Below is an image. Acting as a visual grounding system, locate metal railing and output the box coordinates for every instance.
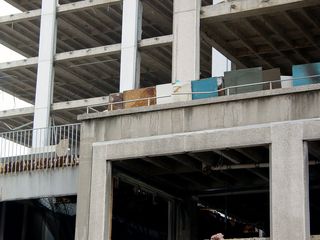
[0,123,81,174]
[86,74,320,113]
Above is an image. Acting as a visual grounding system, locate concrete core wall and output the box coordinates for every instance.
[76,86,320,240]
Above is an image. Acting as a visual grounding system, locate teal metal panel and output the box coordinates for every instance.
[191,77,218,100]
[292,62,320,86]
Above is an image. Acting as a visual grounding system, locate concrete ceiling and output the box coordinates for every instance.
[201,1,320,75]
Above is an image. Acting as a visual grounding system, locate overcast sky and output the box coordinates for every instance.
[0,0,31,111]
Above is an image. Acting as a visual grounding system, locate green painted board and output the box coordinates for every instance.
[224,67,263,94]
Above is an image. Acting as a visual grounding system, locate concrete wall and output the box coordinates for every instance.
[0,168,78,202]
[79,85,320,141]
[75,85,320,240]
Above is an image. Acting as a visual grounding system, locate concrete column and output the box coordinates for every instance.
[270,123,310,240]
[75,123,97,240]
[172,0,200,83]
[33,0,57,145]
[88,145,113,240]
[119,0,142,92]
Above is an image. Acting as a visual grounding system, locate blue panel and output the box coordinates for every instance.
[191,77,218,100]
[292,62,320,86]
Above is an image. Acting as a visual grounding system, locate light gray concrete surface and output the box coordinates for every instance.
[88,145,112,240]
[0,168,78,202]
[76,86,320,240]
[78,85,320,142]
[270,123,310,240]
[84,119,320,240]
[172,0,200,83]
[33,0,57,132]
[119,0,142,91]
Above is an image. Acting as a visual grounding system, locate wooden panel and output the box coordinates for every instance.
[123,87,156,109]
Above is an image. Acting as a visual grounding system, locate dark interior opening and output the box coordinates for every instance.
[308,141,320,235]
[112,146,270,239]
[0,196,76,240]
[112,178,169,240]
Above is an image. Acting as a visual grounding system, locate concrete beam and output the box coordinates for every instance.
[0,168,78,202]
[0,96,110,120]
[0,9,41,25]
[0,107,34,120]
[90,118,320,162]
[0,0,121,25]
[57,0,121,15]
[0,57,38,71]
[102,125,271,161]
[139,35,173,49]
[200,0,318,22]
[54,44,121,62]
[52,96,109,111]
[0,36,172,71]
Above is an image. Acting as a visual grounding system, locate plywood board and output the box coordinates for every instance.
[123,87,156,109]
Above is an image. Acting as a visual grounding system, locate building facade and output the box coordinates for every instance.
[0,0,320,239]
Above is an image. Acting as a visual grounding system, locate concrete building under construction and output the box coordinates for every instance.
[0,0,320,239]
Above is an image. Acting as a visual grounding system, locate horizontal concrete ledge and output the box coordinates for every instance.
[0,35,172,71]
[0,106,34,119]
[0,9,41,25]
[93,118,320,161]
[78,84,320,121]
[0,167,78,202]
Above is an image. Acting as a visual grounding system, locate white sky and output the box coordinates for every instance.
[0,0,31,111]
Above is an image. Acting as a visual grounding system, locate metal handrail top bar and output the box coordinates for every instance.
[0,123,81,135]
[86,74,320,110]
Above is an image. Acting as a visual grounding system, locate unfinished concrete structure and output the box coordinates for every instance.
[0,0,320,239]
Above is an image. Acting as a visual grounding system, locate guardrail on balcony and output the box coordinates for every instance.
[86,74,320,114]
[0,123,81,174]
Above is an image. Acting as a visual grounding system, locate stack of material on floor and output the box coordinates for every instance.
[224,67,264,94]
[123,87,156,109]
[191,77,219,100]
[292,62,320,86]
[108,93,124,111]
